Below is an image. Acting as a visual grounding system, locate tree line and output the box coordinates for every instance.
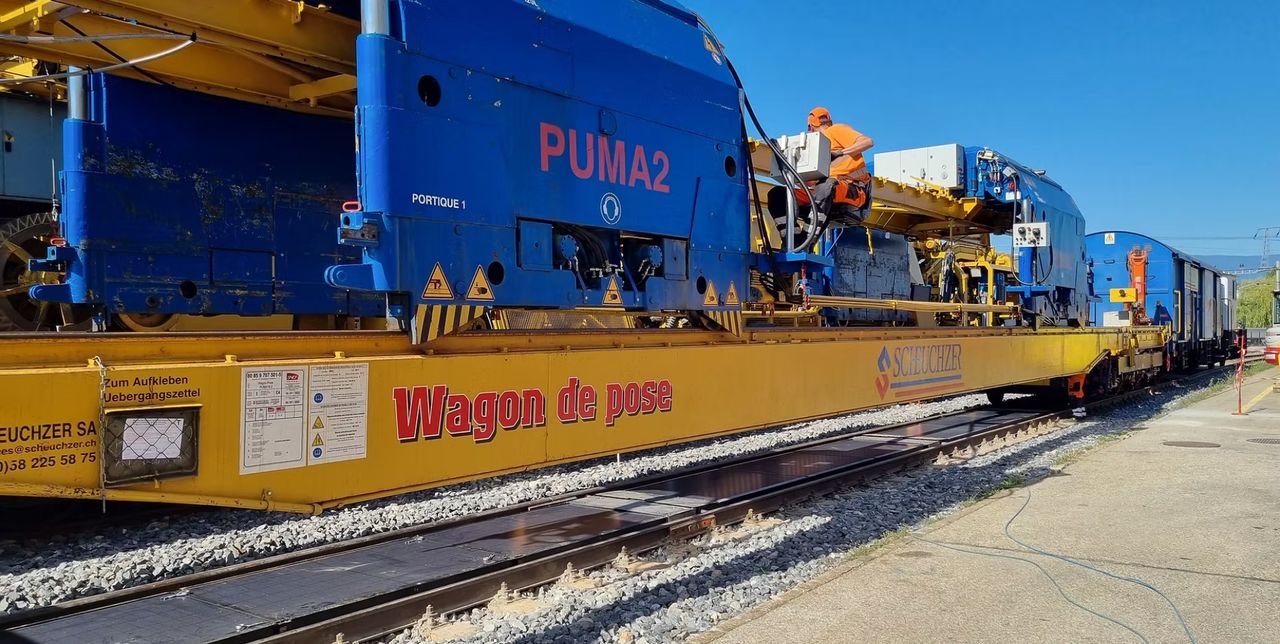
[1239,271,1276,328]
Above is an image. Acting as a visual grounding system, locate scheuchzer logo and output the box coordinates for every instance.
[874,347,892,398]
[875,343,965,400]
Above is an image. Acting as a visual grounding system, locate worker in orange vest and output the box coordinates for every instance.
[769,107,875,241]
[809,106,874,183]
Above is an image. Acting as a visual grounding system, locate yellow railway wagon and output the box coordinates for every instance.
[0,326,1165,513]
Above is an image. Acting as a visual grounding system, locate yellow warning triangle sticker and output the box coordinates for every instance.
[602,275,623,306]
[703,280,719,307]
[724,281,740,306]
[312,416,324,430]
[311,433,324,446]
[465,265,496,301]
[420,262,454,300]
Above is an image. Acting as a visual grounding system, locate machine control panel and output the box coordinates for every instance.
[770,131,831,182]
[872,143,964,190]
[1012,222,1049,248]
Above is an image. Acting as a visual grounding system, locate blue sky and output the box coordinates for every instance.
[684,0,1280,259]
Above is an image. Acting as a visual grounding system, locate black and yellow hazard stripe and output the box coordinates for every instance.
[703,309,743,336]
[412,304,488,343]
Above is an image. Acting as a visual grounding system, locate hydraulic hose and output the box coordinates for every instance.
[697,16,822,254]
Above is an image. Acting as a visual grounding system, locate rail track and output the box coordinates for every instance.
[0,360,1259,644]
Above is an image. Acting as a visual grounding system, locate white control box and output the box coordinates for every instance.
[769,132,831,182]
[1012,222,1050,248]
[872,144,964,189]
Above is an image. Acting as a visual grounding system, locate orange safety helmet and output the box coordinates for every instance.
[807,106,832,128]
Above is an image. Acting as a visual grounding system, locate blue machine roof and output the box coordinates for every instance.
[965,147,1082,221]
[635,0,700,24]
[1086,230,1227,275]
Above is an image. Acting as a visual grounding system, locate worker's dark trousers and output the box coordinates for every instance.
[767,179,869,243]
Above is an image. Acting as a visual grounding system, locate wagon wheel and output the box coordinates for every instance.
[0,212,86,331]
[116,311,180,332]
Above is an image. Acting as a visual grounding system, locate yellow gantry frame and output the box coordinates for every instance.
[749,141,1003,242]
[917,237,1016,326]
[0,0,358,115]
[0,326,1167,513]
[863,176,998,237]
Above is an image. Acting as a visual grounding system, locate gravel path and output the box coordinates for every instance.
[0,395,989,613]
[387,380,1222,644]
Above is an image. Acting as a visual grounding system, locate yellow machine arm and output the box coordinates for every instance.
[749,140,1008,244]
[865,175,1005,237]
[0,0,357,115]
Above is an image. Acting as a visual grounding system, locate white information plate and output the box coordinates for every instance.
[240,366,308,474]
[240,364,370,474]
[306,363,369,465]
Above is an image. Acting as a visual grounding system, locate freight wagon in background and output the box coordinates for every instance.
[1087,230,1240,369]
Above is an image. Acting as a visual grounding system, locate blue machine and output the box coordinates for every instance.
[325,0,750,339]
[1087,231,1239,368]
[22,1,1089,337]
[826,146,1088,327]
[822,230,922,325]
[966,148,1089,326]
[29,75,382,322]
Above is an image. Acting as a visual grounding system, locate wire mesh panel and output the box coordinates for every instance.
[103,407,199,485]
